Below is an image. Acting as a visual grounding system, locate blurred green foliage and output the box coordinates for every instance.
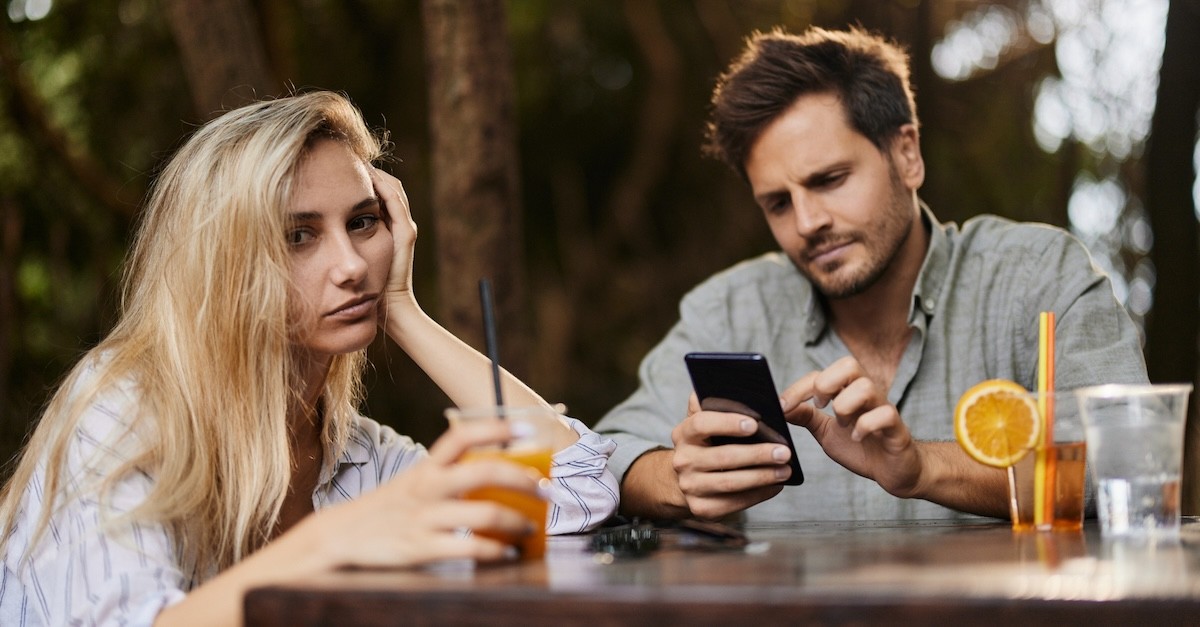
[0,0,1180,476]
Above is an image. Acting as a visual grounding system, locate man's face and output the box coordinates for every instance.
[744,93,925,299]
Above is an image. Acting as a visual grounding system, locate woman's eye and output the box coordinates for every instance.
[288,229,314,246]
[349,214,380,232]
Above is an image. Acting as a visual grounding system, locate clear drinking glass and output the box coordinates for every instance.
[1075,384,1192,539]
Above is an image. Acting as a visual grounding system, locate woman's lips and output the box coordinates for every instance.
[327,295,378,319]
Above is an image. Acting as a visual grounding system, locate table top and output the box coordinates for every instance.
[244,518,1200,626]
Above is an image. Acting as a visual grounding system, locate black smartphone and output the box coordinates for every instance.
[684,352,803,486]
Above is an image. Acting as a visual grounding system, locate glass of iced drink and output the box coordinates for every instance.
[1006,391,1088,532]
[444,405,557,559]
[1075,384,1192,540]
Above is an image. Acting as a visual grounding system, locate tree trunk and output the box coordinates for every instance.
[422,0,527,377]
[163,0,279,120]
[1145,0,1200,514]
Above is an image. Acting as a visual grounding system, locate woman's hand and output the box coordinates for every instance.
[154,420,541,627]
[370,168,418,312]
[295,420,542,568]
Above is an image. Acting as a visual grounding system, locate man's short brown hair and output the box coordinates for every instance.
[703,26,917,179]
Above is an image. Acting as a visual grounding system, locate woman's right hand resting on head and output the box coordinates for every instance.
[154,420,541,627]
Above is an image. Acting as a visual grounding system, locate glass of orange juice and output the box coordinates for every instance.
[1007,391,1088,532]
[955,382,1087,533]
[444,405,558,559]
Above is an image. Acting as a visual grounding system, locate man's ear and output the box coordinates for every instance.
[891,124,925,190]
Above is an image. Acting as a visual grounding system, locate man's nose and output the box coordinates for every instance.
[791,192,832,237]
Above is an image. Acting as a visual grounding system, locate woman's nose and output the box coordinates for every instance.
[329,236,368,285]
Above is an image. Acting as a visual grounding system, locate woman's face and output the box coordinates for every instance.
[287,138,393,358]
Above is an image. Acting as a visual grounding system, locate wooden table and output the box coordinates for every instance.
[244,518,1200,626]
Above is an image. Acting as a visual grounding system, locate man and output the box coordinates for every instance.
[594,26,1148,523]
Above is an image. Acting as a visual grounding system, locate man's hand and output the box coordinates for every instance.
[668,394,794,520]
[780,355,924,498]
[621,355,1007,520]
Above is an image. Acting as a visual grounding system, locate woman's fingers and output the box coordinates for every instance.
[424,420,515,465]
[353,526,518,567]
[372,168,419,308]
[370,168,415,229]
[425,457,544,500]
[413,499,537,536]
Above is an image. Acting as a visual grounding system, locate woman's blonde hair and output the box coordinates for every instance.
[0,91,384,577]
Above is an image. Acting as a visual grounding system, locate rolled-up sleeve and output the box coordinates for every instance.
[545,417,619,534]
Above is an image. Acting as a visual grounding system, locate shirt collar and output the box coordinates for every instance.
[801,281,827,344]
[911,203,950,318]
[317,428,373,486]
[340,436,372,465]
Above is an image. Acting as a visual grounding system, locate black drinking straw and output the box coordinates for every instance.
[479,278,505,412]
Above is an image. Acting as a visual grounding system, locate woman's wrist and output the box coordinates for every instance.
[382,290,424,342]
[271,509,341,577]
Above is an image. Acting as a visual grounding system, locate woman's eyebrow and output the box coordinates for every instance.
[352,195,380,212]
[288,196,379,222]
[287,211,322,223]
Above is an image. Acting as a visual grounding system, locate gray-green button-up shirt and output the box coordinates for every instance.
[595,209,1149,523]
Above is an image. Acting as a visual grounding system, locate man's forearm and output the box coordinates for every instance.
[909,441,1009,518]
[617,449,693,519]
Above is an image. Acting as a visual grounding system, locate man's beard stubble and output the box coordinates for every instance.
[791,174,916,300]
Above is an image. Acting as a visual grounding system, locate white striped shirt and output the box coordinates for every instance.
[1,390,618,626]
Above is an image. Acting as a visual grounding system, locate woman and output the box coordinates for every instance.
[0,91,618,625]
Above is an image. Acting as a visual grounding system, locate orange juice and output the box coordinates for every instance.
[1008,441,1086,531]
[461,448,552,559]
[1048,441,1086,530]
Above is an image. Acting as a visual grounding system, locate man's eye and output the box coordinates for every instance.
[766,197,791,215]
[814,173,847,189]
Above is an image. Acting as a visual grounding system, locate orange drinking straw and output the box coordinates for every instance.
[1043,313,1055,442]
[1033,312,1056,527]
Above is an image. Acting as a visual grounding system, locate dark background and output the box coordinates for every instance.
[2,0,1197,507]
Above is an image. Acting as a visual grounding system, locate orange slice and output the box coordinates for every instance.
[954,379,1041,468]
